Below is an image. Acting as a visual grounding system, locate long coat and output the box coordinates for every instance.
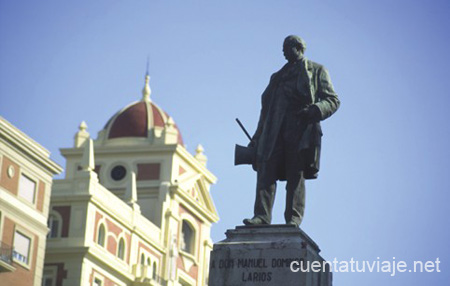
[252,58,340,180]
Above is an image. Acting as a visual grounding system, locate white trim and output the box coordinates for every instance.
[174,187,218,224]
[0,190,48,232]
[178,271,196,286]
[0,117,63,175]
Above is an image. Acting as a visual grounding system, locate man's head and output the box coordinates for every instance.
[283,35,306,63]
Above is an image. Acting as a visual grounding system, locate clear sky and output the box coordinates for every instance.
[1,0,449,284]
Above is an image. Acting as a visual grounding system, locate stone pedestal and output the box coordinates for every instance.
[208,225,331,286]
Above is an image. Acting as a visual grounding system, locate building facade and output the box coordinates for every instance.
[44,75,219,286]
[0,117,63,285]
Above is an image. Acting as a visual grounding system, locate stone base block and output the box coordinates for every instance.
[208,225,331,286]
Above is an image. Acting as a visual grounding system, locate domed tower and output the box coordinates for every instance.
[96,74,184,147]
[45,74,219,286]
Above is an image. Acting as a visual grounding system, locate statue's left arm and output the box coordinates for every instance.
[313,67,340,120]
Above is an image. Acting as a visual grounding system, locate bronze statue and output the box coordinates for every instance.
[242,35,340,227]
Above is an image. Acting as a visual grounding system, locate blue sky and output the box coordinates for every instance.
[1,0,449,284]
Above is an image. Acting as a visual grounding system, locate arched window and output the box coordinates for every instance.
[47,213,60,238]
[152,262,157,280]
[147,257,151,265]
[117,238,125,260]
[181,220,195,254]
[140,253,145,265]
[97,224,105,246]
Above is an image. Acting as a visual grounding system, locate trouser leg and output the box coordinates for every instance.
[278,108,307,225]
[253,173,277,224]
[284,172,305,225]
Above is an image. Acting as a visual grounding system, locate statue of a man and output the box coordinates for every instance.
[243,35,340,227]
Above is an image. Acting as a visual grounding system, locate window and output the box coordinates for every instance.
[181,221,194,254]
[42,267,56,286]
[117,238,125,260]
[94,278,102,286]
[12,231,31,265]
[140,253,145,265]
[111,165,126,181]
[18,174,36,204]
[47,214,60,238]
[152,262,157,280]
[42,277,53,286]
[147,257,151,265]
[97,224,105,246]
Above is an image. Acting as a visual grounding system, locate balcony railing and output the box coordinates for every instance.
[132,264,167,286]
[0,241,13,264]
[0,241,14,272]
[12,251,28,264]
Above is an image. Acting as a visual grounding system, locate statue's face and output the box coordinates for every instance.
[283,40,302,63]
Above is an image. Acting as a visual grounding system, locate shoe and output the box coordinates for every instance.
[286,220,299,227]
[243,217,267,225]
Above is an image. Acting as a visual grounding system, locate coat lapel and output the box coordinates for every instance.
[297,58,314,104]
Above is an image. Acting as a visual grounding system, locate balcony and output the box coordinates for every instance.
[0,241,15,272]
[132,264,167,286]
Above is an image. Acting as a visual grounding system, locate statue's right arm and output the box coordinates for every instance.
[314,67,340,120]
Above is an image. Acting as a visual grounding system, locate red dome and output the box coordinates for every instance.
[104,101,183,145]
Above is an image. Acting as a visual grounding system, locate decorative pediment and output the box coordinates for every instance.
[173,149,218,222]
[177,175,217,219]
[179,165,187,176]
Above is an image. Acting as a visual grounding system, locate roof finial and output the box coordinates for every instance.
[195,144,208,166]
[79,121,87,131]
[142,57,151,101]
[74,121,90,147]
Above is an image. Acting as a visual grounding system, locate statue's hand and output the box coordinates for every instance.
[251,158,258,172]
[247,140,257,171]
[297,107,310,118]
[298,105,321,122]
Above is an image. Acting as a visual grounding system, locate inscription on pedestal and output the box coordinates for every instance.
[208,225,331,286]
[211,256,307,283]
